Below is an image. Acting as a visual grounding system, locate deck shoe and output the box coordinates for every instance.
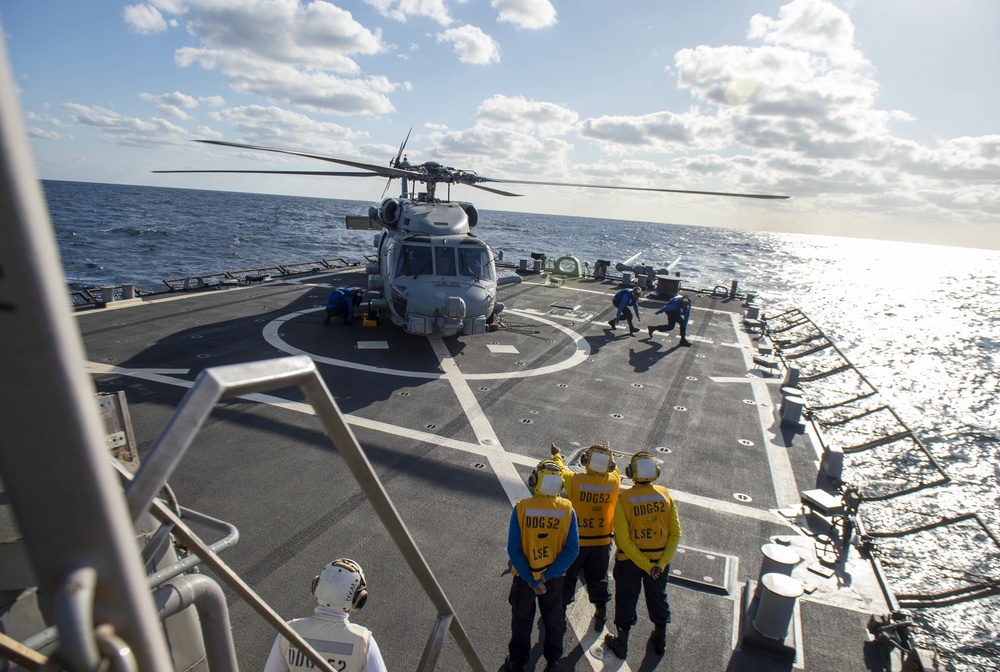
[647,326,654,338]
[680,338,692,347]
[608,319,617,329]
[594,604,607,631]
[503,657,524,672]
[650,624,667,655]
[543,658,560,672]
[604,627,629,659]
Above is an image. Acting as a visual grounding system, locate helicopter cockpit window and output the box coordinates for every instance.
[459,246,494,282]
[434,247,457,276]
[397,244,433,276]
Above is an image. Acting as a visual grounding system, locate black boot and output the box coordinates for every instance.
[594,604,606,631]
[650,624,667,654]
[604,627,629,659]
[608,319,617,330]
[680,338,692,347]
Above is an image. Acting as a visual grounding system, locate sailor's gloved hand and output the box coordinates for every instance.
[550,443,560,456]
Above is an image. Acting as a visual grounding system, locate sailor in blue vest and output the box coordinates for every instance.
[647,294,692,346]
[263,558,388,672]
[325,288,363,326]
[505,460,580,672]
[608,286,642,334]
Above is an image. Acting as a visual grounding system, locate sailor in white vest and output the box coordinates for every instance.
[264,558,388,672]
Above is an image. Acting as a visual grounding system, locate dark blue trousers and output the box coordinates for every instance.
[508,575,566,665]
[561,544,612,607]
[612,558,671,628]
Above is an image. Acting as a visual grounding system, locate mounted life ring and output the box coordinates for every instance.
[379,198,401,227]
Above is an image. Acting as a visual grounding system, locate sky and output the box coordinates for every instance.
[2,0,1000,250]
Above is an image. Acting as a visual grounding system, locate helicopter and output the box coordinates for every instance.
[155,132,788,337]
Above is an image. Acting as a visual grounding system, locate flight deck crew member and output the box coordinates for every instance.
[506,460,580,672]
[608,286,642,334]
[263,558,388,672]
[325,288,362,326]
[604,452,682,659]
[549,442,621,631]
[647,294,692,346]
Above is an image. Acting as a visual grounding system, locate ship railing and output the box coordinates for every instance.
[763,308,1000,614]
[123,356,487,672]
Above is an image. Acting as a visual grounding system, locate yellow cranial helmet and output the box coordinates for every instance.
[625,451,660,483]
[528,459,564,496]
[581,442,615,474]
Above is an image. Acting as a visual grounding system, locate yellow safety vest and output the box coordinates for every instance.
[515,495,574,580]
[616,484,675,562]
[565,472,619,546]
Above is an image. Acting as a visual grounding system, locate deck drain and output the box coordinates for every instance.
[481,438,495,446]
[594,378,604,382]
[673,406,687,412]
[671,569,683,575]
[610,413,624,419]
[398,391,409,396]
[557,383,568,388]
[425,424,437,430]
[733,493,752,502]
[520,418,534,424]
[479,387,490,391]
[103,358,117,363]
[655,447,672,454]
[742,399,756,405]
[686,376,698,381]
[738,439,754,446]
[112,322,126,326]
[703,576,714,582]
[530,410,539,415]
[631,383,643,388]
[695,354,706,359]
[255,318,265,323]
[472,462,486,469]
[197,354,210,359]
[115,339,129,344]
[515,361,525,366]
[190,335,203,339]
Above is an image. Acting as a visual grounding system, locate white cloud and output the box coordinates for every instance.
[61,103,190,147]
[27,127,72,141]
[491,0,557,30]
[26,111,69,128]
[476,95,578,135]
[123,3,169,34]
[423,125,572,178]
[436,25,500,65]
[747,0,863,66]
[140,91,200,120]
[205,105,368,157]
[176,48,397,115]
[364,0,453,26]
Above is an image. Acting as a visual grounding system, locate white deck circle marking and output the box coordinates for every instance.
[262,307,590,380]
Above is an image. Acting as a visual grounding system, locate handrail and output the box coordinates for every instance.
[129,356,488,672]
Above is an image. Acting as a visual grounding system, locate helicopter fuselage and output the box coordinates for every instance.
[366,197,498,337]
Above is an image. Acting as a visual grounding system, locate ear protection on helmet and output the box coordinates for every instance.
[625,451,660,483]
[311,558,368,611]
[528,460,563,496]
[581,443,615,474]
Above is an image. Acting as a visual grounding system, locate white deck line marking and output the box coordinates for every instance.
[262,307,589,380]
[565,590,632,672]
[427,336,529,506]
[729,313,800,509]
[87,362,789,525]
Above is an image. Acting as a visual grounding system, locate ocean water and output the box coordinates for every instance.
[43,179,999,670]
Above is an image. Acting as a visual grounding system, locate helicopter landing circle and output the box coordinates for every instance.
[261,307,591,380]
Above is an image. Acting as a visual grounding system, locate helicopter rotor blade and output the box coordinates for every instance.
[392,127,412,168]
[195,140,423,180]
[467,183,523,197]
[477,176,789,200]
[152,169,379,177]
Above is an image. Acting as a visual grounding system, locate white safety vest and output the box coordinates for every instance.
[278,609,372,672]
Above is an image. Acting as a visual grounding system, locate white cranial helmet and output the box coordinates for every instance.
[312,559,368,612]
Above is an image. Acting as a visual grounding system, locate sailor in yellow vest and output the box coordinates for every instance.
[263,559,388,672]
[603,452,682,659]
[505,460,580,672]
[549,442,620,631]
